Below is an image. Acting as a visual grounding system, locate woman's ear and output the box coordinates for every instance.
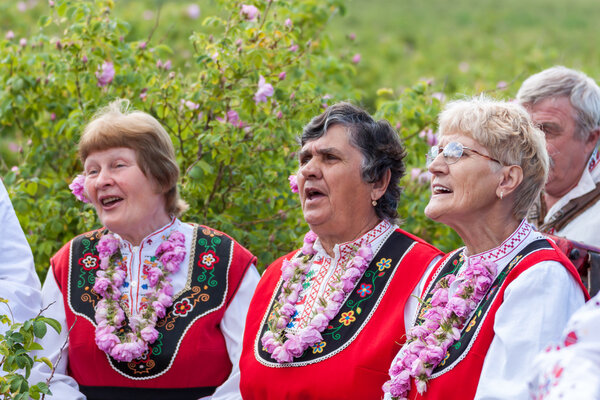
[372,168,392,202]
[496,165,523,198]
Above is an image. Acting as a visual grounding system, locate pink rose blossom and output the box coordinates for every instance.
[283,333,304,357]
[278,71,286,81]
[95,331,120,353]
[69,174,89,203]
[330,290,345,303]
[95,61,115,87]
[240,4,259,21]
[447,297,469,318]
[430,287,448,307]
[140,326,159,342]
[147,267,163,287]
[289,43,299,52]
[288,174,298,193]
[310,313,329,330]
[407,325,429,340]
[279,303,296,318]
[284,18,292,28]
[187,4,200,19]
[184,100,200,110]
[19,38,27,47]
[301,241,316,256]
[272,346,293,363]
[299,326,322,344]
[5,31,14,40]
[253,75,274,104]
[93,277,111,295]
[352,53,361,64]
[304,231,318,243]
[96,235,119,259]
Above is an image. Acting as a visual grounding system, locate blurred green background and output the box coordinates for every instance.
[2,0,600,267]
[4,0,599,111]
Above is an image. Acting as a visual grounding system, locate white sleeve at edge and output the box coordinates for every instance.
[205,264,260,400]
[474,261,585,400]
[29,266,86,400]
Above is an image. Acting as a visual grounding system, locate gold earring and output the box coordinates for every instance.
[372,200,377,206]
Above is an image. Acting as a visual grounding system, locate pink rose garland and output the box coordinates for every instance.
[261,230,374,363]
[93,230,186,362]
[383,259,497,399]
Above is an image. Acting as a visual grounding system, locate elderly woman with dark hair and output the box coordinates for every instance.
[31,99,260,400]
[239,102,442,399]
[383,96,589,400]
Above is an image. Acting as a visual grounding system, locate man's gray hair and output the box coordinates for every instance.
[516,66,600,140]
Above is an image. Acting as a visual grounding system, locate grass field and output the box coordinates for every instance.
[329,0,600,108]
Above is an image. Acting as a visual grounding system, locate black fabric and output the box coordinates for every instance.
[80,385,216,400]
[68,226,234,378]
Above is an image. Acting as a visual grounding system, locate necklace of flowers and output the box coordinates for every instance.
[382,257,497,400]
[92,230,187,362]
[261,230,374,363]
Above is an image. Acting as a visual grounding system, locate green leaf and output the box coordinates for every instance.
[39,317,61,334]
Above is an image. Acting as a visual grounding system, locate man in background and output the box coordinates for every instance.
[517,66,600,247]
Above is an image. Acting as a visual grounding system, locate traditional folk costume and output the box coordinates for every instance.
[528,290,600,400]
[0,180,41,336]
[385,220,588,400]
[240,220,442,399]
[31,218,259,400]
[528,149,600,247]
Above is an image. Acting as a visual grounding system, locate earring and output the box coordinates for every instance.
[500,191,504,200]
[372,200,377,206]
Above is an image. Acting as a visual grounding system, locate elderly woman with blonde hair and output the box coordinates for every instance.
[31,99,260,400]
[383,96,589,400]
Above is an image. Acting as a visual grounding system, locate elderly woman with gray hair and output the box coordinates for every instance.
[383,96,589,400]
[239,102,442,399]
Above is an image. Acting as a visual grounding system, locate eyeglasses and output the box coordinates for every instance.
[426,141,503,167]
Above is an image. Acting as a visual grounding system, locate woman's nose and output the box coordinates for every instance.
[95,168,113,188]
[427,152,447,174]
[300,158,322,179]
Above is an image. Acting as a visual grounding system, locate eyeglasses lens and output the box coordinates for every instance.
[444,142,464,164]
[426,142,465,167]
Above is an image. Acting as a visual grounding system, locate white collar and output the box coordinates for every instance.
[312,219,394,259]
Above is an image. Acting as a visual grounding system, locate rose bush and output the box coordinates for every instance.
[1,0,457,277]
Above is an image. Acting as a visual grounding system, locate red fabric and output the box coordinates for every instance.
[410,241,588,400]
[51,228,254,389]
[240,229,442,400]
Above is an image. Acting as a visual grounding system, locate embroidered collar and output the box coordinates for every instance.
[312,219,393,259]
[463,219,535,267]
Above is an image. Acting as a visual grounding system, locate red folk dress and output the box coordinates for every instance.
[240,221,442,400]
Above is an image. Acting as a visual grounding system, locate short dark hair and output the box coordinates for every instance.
[300,102,406,222]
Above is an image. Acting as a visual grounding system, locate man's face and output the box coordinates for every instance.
[526,96,597,200]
